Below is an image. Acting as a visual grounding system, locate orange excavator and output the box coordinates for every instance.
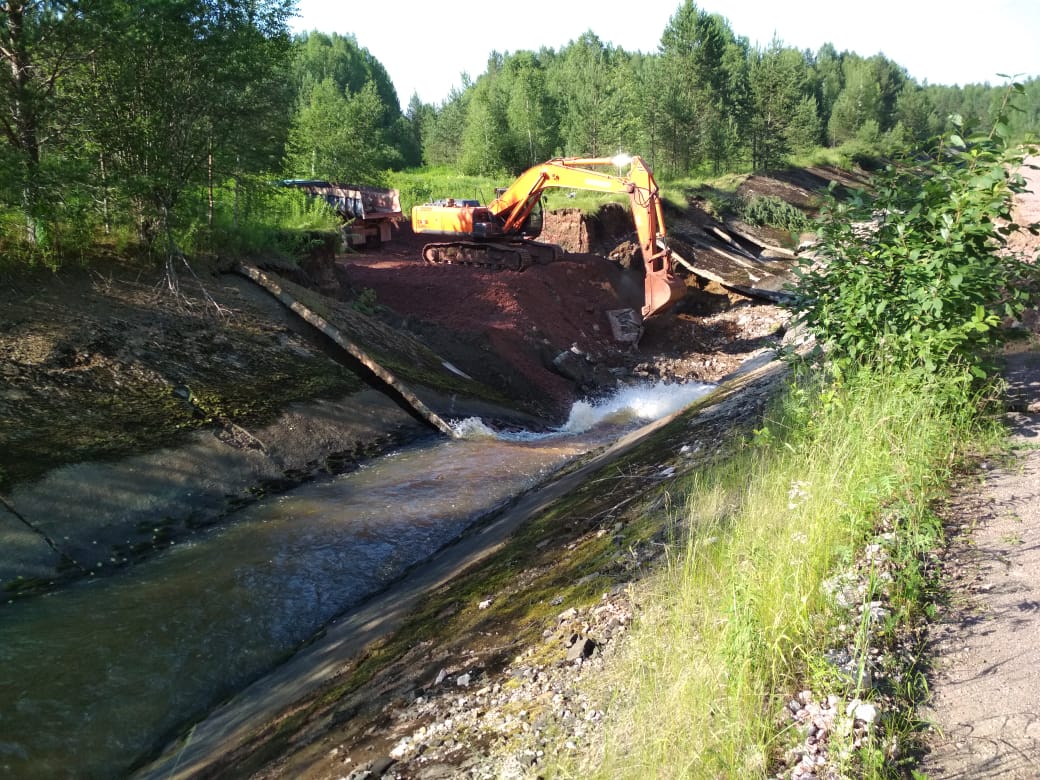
[410,155,686,320]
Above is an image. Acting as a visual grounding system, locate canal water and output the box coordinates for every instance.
[0,381,712,778]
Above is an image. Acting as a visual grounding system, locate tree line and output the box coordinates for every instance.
[416,5,1039,177]
[2,0,1037,263]
[1,0,297,260]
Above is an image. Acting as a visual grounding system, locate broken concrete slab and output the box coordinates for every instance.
[667,231,798,303]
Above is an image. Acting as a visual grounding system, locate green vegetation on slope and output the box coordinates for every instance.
[553,363,1001,778]
[547,87,1040,780]
[790,93,1040,377]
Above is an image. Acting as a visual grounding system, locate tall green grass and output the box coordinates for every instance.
[173,180,340,259]
[786,146,855,170]
[556,364,1000,779]
[389,167,502,214]
[390,166,663,216]
[0,178,343,272]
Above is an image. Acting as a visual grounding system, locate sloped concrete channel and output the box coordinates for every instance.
[1,419,597,777]
[0,340,785,777]
[0,268,568,778]
[0,373,746,777]
[0,389,425,585]
[0,267,543,590]
[135,353,788,779]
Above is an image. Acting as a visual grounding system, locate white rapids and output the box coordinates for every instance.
[452,379,715,441]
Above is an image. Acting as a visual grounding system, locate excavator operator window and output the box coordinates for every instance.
[518,196,544,239]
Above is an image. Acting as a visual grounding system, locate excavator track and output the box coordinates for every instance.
[421,240,561,271]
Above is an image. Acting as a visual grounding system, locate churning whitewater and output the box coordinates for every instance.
[451,380,716,440]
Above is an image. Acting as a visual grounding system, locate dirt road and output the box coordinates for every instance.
[920,353,1040,779]
[919,157,1040,778]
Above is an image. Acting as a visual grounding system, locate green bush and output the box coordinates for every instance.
[352,287,378,314]
[788,87,1040,377]
[738,193,812,231]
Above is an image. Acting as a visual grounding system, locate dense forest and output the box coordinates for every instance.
[2,0,1038,263]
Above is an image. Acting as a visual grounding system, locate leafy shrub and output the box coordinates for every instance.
[352,287,378,314]
[787,87,1040,378]
[738,193,812,231]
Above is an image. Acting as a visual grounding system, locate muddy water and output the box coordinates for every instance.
[0,382,712,778]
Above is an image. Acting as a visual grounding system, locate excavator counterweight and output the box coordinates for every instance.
[411,156,686,320]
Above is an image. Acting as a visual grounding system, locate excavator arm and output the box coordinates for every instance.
[412,155,686,319]
[489,156,648,232]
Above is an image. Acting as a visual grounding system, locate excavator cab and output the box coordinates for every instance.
[515,194,544,239]
[491,187,545,240]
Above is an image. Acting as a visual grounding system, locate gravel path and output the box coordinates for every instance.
[919,154,1040,777]
[920,351,1040,778]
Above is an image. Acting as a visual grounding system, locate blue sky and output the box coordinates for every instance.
[292,0,1040,109]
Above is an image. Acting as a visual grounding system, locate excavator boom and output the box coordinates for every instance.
[411,156,686,319]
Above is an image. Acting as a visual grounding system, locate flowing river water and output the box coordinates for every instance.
[0,382,713,778]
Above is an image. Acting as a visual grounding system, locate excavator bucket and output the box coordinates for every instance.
[641,242,687,319]
[642,268,687,319]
